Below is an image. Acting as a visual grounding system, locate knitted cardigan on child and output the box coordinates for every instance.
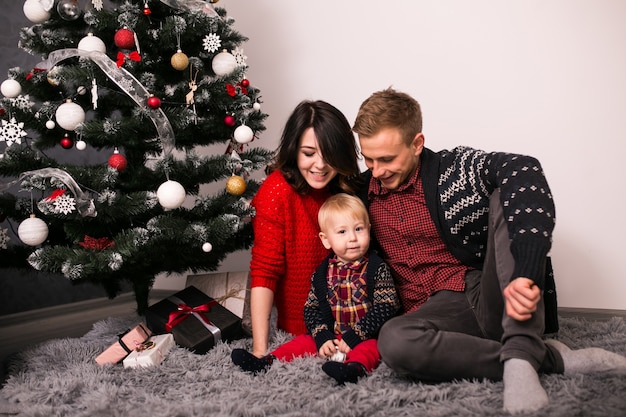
[250,170,331,336]
[303,251,401,350]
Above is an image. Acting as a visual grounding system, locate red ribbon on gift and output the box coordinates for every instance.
[165,300,217,332]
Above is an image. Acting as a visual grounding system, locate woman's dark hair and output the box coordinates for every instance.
[269,100,361,194]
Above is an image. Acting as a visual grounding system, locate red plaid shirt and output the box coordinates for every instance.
[368,167,468,313]
[326,254,370,334]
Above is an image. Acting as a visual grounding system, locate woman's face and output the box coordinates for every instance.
[297,127,337,190]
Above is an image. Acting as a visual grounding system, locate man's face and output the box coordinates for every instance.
[358,127,424,191]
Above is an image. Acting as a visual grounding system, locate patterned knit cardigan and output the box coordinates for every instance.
[303,251,401,350]
[359,146,559,332]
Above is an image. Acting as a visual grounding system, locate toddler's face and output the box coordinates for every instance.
[319,212,370,263]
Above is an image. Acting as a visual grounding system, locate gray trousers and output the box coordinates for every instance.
[377,191,564,381]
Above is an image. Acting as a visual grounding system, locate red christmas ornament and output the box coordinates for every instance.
[224,114,235,127]
[240,79,250,88]
[108,148,127,172]
[0,108,5,116]
[114,28,136,50]
[147,95,161,109]
[143,6,152,16]
[60,134,73,149]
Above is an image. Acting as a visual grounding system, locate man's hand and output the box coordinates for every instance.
[503,277,541,321]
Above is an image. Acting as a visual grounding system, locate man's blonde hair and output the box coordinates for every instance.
[352,87,422,146]
[318,193,369,232]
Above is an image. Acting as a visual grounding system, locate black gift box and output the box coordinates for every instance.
[145,285,243,354]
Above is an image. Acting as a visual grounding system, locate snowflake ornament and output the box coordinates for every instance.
[91,0,104,11]
[10,95,35,111]
[0,117,27,147]
[232,47,247,66]
[203,33,221,53]
[0,228,9,249]
[53,194,77,215]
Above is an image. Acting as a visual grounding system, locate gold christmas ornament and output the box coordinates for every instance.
[47,66,61,86]
[226,175,246,196]
[171,50,189,71]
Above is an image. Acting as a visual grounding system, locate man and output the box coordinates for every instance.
[353,87,626,413]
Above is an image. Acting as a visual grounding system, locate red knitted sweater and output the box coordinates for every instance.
[250,171,331,335]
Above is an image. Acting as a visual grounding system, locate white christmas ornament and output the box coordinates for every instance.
[157,180,186,209]
[78,33,106,53]
[18,214,49,246]
[1,79,22,98]
[55,100,85,131]
[234,125,254,144]
[76,139,87,150]
[45,120,56,129]
[212,50,237,76]
[252,102,261,111]
[202,242,213,253]
[330,349,346,363]
[23,0,51,24]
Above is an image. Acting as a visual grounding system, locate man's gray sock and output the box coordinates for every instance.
[546,339,626,375]
[502,358,549,414]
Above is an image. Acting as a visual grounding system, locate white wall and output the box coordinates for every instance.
[159,0,626,310]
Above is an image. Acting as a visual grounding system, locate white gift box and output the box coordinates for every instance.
[123,334,174,368]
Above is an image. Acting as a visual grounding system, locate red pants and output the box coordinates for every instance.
[270,334,381,373]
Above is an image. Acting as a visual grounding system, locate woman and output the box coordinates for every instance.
[249,100,361,358]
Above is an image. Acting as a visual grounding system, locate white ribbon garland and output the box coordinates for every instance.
[159,0,218,16]
[0,168,97,217]
[36,49,176,159]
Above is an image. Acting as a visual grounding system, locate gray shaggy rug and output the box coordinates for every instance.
[1,315,625,417]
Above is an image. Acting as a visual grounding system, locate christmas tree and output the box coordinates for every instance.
[0,0,272,314]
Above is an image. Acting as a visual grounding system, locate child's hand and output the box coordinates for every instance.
[318,340,338,358]
[335,339,351,354]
